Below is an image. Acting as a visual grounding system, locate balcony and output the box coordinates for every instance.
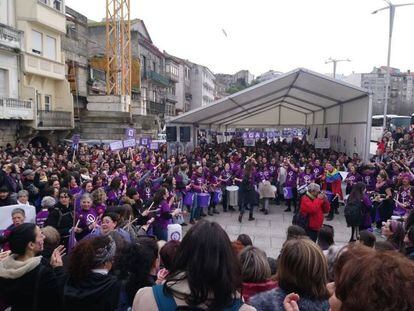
[16,0,66,34]
[166,93,177,103]
[36,110,73,129]
[145,70,169,87]
[23,53,66,80]
[165,71,179,83]
[146,100,165,115]
[0,24,22,50]
[0,98,34,120]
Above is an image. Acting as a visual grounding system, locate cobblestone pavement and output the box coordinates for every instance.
[185,202,352,258]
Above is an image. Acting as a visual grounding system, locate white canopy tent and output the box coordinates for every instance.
[167,68,372,161]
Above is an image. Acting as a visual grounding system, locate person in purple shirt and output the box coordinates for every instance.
[190,165,207,223]
[152,187,180,241]
[106,177,123,207]
[74,193,98,241]
[312,159,324,185]
[36,196,55,228]
[283,159,299,212]
[298,165,314,188]
[219,163,234,212]
[395,174,413,216]
[344,164,362,195]
[361,165,378,192]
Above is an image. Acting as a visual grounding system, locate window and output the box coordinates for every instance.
[53,0,62,11]
[66,23,77,40]
[0,69,8,98]
[31,30,42,55]
[152,90,156,101]
[185,67,190,79]
[44,95,51,111]
[152,61,156,72]
[44,36,56,60]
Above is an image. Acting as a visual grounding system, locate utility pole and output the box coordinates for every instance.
[372,0,414,129]
[325,58,351,79]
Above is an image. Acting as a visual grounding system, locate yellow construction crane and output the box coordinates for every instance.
[105,0,132,98]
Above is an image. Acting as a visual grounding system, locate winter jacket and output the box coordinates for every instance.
[63,272,121,311]
[250,287,329,311]
[0,255,65,311]
[241,280,278,303]
[299,193,330,231]
[45,202,74,243]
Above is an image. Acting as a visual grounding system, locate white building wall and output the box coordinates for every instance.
[0,52,19,99]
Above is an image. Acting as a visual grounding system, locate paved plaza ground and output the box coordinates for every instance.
[188,202,354,258]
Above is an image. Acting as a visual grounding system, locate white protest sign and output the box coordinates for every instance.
[0,204,36,230]
[244,139,256,147]
[110,140,124,151]
[123,138,136,148]
[314,138,330,149]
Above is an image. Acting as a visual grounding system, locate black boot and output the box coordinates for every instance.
[238,213,243,223]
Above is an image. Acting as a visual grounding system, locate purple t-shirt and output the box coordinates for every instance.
[345,172,362,188]
[284,167,298,188]
[36,209,49,228]
[298,172,314,187]
[155,200,172,229]
[362,172,377,192]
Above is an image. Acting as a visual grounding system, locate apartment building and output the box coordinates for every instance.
[190,63,215,109]
[0,0,30,144]
[15,0,74,141]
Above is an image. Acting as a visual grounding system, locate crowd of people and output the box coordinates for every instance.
[0,129,413,310]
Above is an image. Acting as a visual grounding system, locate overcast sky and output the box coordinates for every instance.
[66,0,414,76]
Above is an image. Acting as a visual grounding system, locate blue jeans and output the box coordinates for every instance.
[191,195,200,221]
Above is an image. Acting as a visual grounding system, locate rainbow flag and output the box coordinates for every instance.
[326,168,342,183]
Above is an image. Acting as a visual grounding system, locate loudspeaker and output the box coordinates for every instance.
[180,126,191,142]
[166,126,177,142]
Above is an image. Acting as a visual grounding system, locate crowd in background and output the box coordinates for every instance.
[0,129,413,310]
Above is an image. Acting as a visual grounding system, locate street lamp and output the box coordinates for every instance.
[325,58,351,79]
[372,0,414,129]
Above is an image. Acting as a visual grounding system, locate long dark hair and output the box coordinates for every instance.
[117,237,159,305]
[165,220,241,309]
[153,187,167,206]
[348,182,366,204]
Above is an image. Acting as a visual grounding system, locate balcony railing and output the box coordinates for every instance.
[146,100,165,115]
[37,110,73,128]
[24,53,66,80]
[166,93,177,102]
[0,98,33,120]
[165,71,179,83]
[145,70,169,87]
[0,23,22,50]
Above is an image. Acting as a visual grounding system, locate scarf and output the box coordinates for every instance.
[326,168,341,183]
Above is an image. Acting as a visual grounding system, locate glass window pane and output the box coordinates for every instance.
[31,30,42,54]
[44,36,56,60]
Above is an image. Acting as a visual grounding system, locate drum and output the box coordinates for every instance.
[197,193,211,208]
[283,187,293,200]
[297,184,308,195]
[183,192,194,206]
[226,185,239,207]
[212,189,222,205]
[325,191,334,202]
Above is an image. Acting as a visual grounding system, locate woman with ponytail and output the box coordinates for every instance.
[63,235,121,311]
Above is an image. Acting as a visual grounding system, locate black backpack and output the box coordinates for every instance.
[344,201,363,227]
